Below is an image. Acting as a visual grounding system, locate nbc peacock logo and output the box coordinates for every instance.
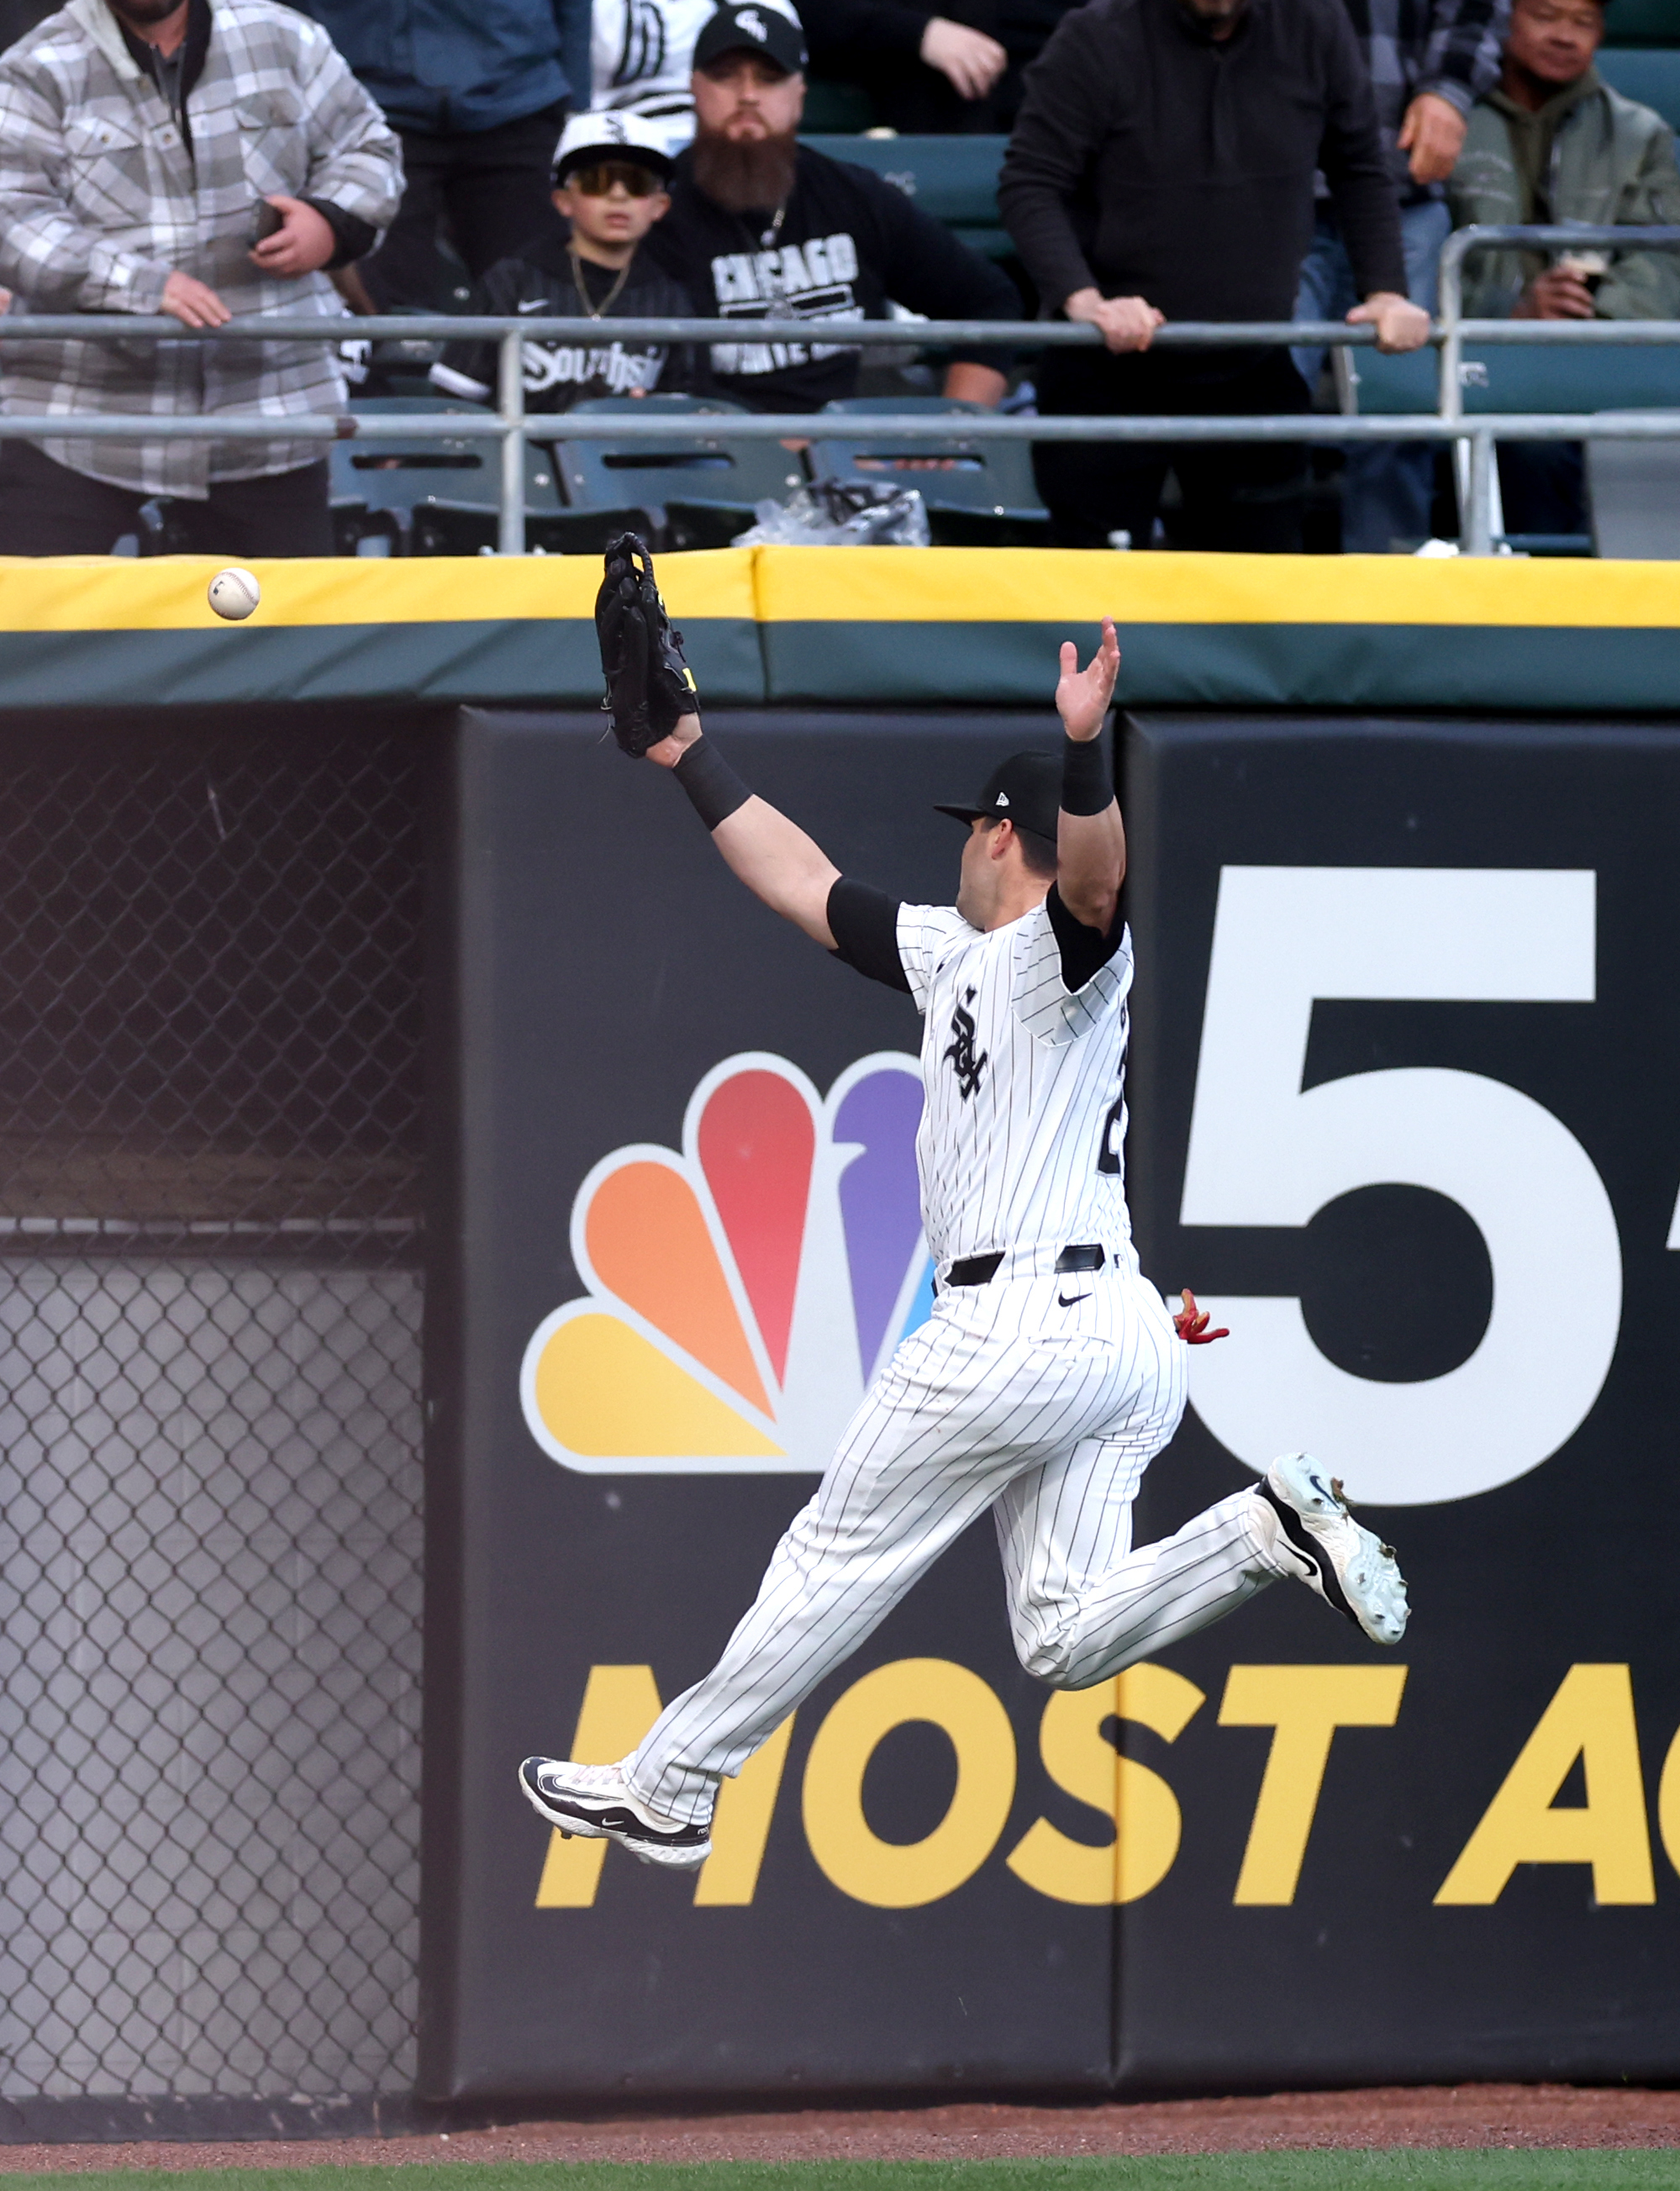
[519,1052,934,1474]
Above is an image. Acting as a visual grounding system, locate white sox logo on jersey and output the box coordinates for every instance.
[943,987,987,1101]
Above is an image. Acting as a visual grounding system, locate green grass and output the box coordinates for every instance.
[3,2159,1679,2191]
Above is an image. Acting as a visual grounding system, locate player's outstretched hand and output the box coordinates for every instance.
[1174,1288,1229,1345]
[646,719,703,769]
[1056,617,1122,741]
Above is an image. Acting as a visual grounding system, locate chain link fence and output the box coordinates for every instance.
[0,711,428,2136]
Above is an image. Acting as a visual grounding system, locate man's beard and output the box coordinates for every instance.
[108,0,187,24]
[690,129,798,214]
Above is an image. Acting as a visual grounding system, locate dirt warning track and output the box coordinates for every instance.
[1,2086,1679,2167]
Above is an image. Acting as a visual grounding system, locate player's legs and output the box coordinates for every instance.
[993,1271,1280,1684]
[997,1439,1279,1689]
[623,1295,1148,1826]
[995,1293,1409,1677]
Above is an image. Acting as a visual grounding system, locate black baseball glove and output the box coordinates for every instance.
[596,532,699,757]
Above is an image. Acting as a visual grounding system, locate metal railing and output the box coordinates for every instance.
[1,225,1677,556]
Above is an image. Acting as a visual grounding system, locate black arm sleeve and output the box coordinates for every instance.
[1047,882,1124,992]
[996,13,1110,311]
[828,877,912,993]
[302,197,378,271]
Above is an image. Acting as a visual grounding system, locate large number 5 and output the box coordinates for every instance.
[1178,868,1620,1508]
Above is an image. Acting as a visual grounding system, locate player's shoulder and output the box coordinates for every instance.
[898,902,978,962]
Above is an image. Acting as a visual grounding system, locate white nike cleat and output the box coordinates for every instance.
[1255,1452,1409,1646]
[518,1756,712,1870]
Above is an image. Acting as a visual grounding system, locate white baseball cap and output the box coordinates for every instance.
[552,110,675,185]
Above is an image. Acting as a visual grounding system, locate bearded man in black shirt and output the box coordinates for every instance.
[1000,0,1433,550]
[640,2,1019,413]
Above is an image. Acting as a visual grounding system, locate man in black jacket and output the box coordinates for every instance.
[641,3,1019,413]
[1000,0,1431,550]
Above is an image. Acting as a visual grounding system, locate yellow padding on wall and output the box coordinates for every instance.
[0,547,757,631]
[748,546,1680,629]
[0,543,1674,634]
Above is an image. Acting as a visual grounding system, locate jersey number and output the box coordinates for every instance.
[1096,1093,1124,1175]
[1176,866,1621,1508]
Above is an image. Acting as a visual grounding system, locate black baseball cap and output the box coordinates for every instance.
[693,3,809,76]
[935,752,1061,844]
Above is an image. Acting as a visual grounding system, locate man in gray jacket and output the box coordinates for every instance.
[1294,0,1508,550]
[1449,0,1680,529]
[1451,0,1680,315]
[0,0,402,555]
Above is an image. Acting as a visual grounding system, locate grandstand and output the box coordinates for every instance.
[0,0,1676,556]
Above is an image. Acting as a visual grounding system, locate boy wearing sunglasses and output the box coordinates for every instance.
[432,112,712,410]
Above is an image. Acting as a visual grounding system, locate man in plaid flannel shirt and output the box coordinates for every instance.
[0,0,402,555]
[1295,0,1509,548]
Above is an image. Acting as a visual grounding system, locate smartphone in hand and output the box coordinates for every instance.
[249,199,284,248]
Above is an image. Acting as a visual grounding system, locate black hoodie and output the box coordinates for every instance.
[999,0,1407,323]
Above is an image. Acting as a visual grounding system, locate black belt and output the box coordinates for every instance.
[945,1243,1106,1288]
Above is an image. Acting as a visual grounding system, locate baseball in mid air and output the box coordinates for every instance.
[208,566,261,620]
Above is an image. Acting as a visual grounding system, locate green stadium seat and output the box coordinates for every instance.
[1597,48,1680,124]
[1601,0,1680,45]
[798,134,1011,259]
[811,395,1051,543]
[1350,340,1680,413]
[550,394,807,548]
[414,503,660,555]
[1587,414,1680,551]
[336,396,563,554]
[799,80,880,130]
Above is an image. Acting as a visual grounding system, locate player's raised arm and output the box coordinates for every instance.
[646,715,841,948]
[596,534,840,949]
[1054,618,1126,931]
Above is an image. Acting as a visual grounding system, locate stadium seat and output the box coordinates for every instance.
[799,81,880,130]
[1597,48,1680,125]
[550,394,807,549]
[413,503,660,556]
[798,134,1010,260]
[810,396,1051,544]
[1601,0,1680,44]
[1349,341,1680,413]
[336,396,565,554]
[1587,413,1680,553]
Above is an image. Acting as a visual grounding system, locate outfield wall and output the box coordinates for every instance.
[0,552,1672,2125]
[427,703,1680,2105]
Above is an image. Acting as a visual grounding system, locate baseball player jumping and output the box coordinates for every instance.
[519,537,1409,1871]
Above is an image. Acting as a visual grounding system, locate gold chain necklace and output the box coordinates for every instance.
[569,245,631,319]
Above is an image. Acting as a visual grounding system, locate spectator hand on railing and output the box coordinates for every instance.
[1064,287,1165,354]
[249,198,337,281]
[1398,92,1467,187]
[1346,292,1431,352]
[161,272,232,329]
[919,18,1009,99]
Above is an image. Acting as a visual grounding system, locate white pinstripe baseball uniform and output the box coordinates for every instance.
[625,877,1283,1827]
